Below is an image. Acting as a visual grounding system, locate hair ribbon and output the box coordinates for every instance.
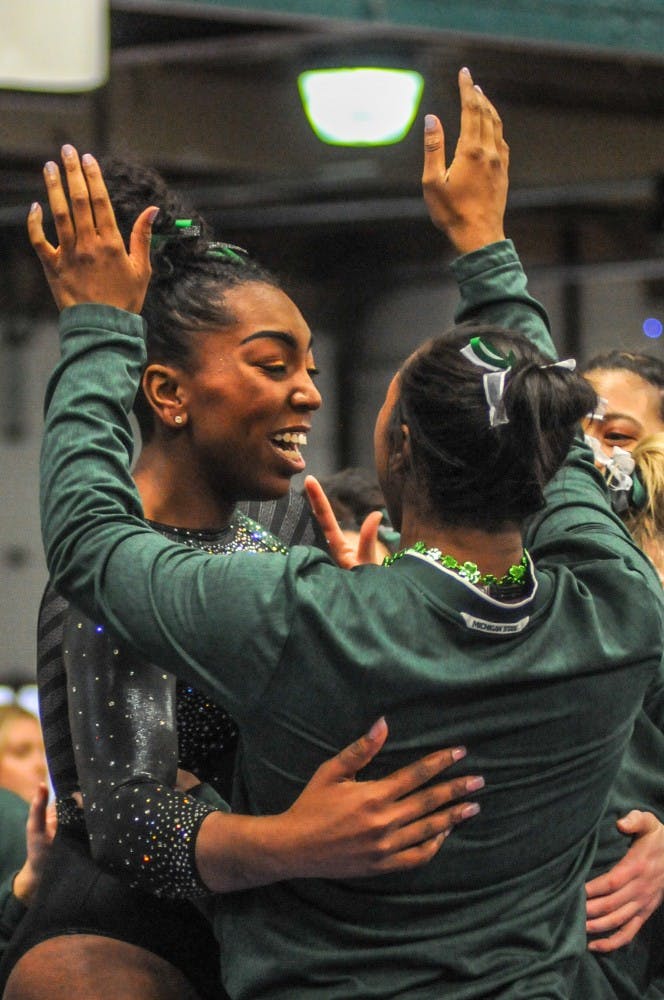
[460,336,576,428]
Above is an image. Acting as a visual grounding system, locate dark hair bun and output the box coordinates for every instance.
[398,325,596,528]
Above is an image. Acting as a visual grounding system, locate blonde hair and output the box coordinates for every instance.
[623,432,664,580]
[0,704,40,759]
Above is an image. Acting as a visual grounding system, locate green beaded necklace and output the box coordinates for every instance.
[383,541,529,592]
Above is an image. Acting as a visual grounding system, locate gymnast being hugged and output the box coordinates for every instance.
[0,167,481,1000]
[27,69,664,998]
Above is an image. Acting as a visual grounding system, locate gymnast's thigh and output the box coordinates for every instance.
[0,829,225,1000]
[2,934,203,1000]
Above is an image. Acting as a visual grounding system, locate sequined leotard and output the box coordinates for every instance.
[0,496,324,999]
[59,512,288,899]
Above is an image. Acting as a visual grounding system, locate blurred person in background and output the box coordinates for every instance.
[0,705,52,964]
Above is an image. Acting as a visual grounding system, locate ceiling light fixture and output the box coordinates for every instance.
[0,0,108,92]
[298,67,424,147]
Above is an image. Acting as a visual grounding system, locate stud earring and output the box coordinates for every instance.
[174,415,184,425]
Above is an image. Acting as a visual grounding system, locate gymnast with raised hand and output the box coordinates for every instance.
[0,165,480,1000]
[28,68,664,998]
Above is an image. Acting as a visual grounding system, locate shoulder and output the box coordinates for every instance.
[0,791,28,884]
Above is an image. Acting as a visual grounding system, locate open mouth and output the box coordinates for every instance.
[271,431,308,465]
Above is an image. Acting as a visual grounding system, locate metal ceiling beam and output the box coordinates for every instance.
[141,0,664,59]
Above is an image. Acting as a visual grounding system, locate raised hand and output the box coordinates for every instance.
[12,784,57,905]
[27,145,156,313]
[585,809,664,951]
[422,67,508,255]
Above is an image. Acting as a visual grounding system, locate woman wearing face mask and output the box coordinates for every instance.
[30,70,664,999]
[0,163,478,1000]
[584,351,664,454]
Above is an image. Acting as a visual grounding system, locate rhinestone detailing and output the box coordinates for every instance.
[58,510,287,899]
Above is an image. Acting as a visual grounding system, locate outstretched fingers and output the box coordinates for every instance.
[422,113,446,188]
[458,66,483,149]
[27,201,56,269]
[321,717,390,782]
[459,70,507,169]
[376,744,469,799]
[26,783,50,839]
[356,510,384,565]
[475,86,508,169]
[59,145,96,247]
[304,475,361,568]
[372,799,481,873]
[28,144,156,312]
[41,157,78,254]
[392,770,485,827]
[77,152,122,243]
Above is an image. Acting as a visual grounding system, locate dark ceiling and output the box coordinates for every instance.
[2,1,664,221]
[2,0,664,315]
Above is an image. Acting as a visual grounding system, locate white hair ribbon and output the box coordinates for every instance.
[460,337,577,429]
[483,370,510,427]
[541,358,577,372]
[460,337,515,427]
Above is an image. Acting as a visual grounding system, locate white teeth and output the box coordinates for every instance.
[273,432,307,446]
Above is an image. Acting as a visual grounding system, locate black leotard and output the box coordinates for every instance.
[0,495,325,998]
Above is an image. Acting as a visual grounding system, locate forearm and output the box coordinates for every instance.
[64,607,220,899]
[195,811,296,893]
[451,240,556,360]
[41,304,147,617]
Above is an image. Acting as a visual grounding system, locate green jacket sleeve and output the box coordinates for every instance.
[0,876,26,962]
[0,791,29,961]
[451,239,556,360]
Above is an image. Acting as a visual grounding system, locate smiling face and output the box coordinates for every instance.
[584,368,664,453]
[0,713,47,804]
[178,281,322,502]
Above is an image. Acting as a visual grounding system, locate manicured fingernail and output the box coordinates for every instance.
[461,67,470,75]
[29,202,39,215]
[61,144,75,159]
[147,208,160,224]
[474,85,483,94]
[44,161,57,176]
[81,153,95,166]
[465,776,485,791]
[424,114,437,132]
[451,746,467,761]
[461,802,480,818]
[367,716,386,740]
